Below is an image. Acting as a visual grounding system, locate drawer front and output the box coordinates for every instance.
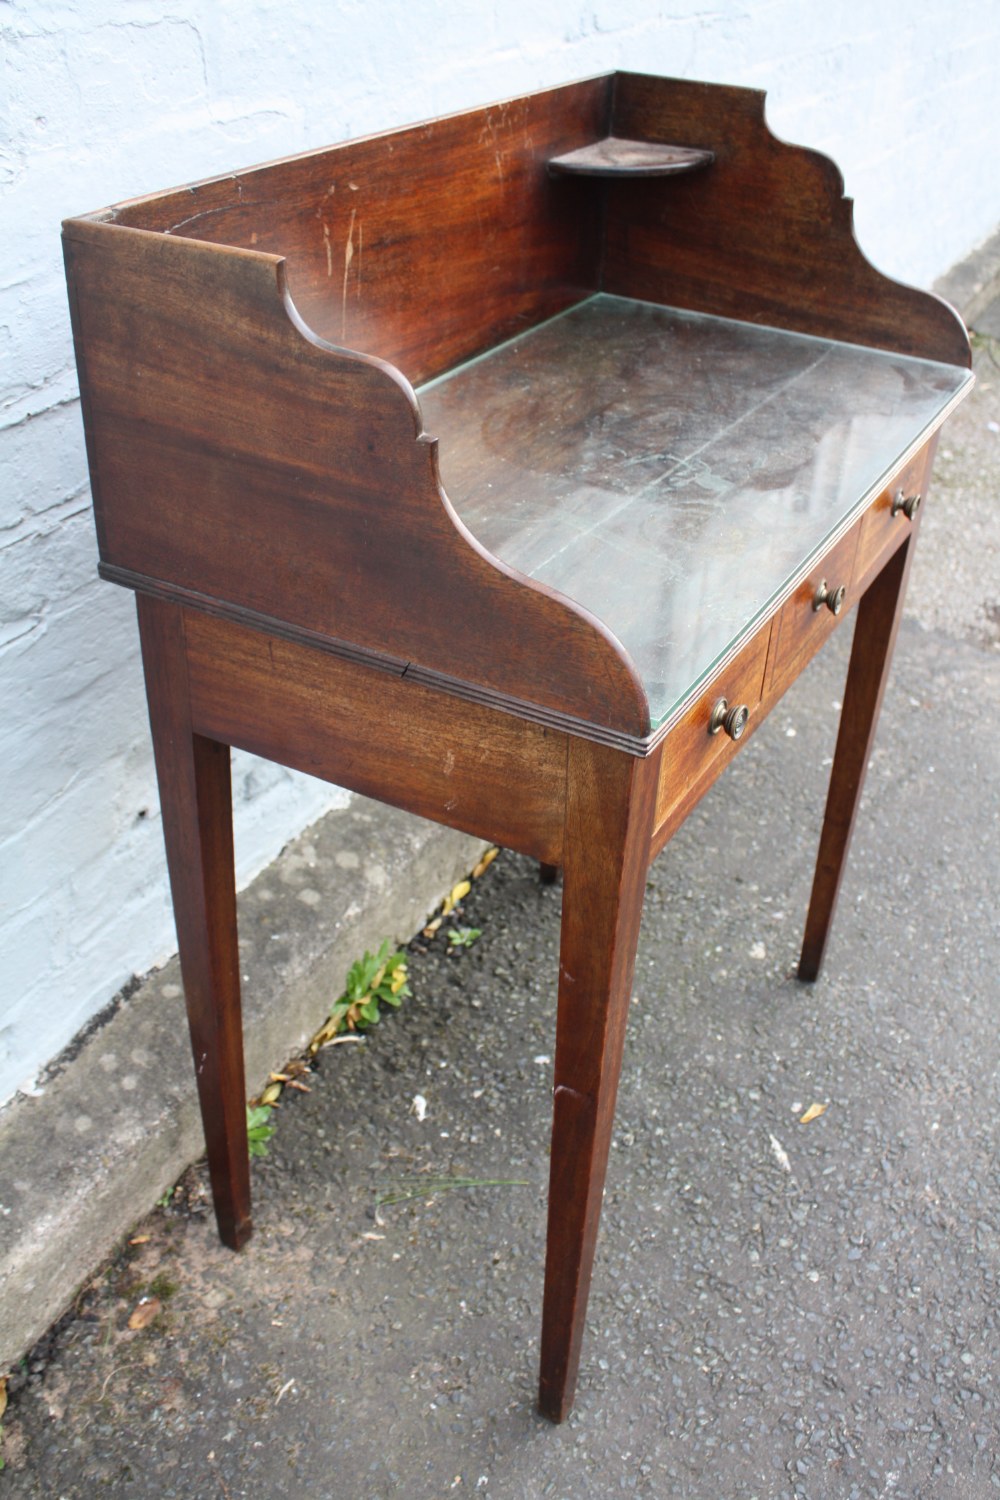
[768,523,860,694]
[654,624,770,832]
[854,448,930,590]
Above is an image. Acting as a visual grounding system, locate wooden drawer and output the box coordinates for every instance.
[854,448,929,590]
[654,624,770,833]
[767,522,860,696]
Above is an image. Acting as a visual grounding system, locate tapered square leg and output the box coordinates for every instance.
[538,738,659,1421]
[799,536,915,982]
[136,595,252,1249]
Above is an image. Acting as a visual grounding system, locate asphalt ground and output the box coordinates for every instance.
[1,337,997,1499]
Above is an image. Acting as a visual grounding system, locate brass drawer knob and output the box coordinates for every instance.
[709,697,749,740]
[813,578,846,615]
[891,489,922,520]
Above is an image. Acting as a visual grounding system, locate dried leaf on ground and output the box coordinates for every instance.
[472,847,499,879]
[441,879,471,915]
[800,1101,829,1124]
[128,1296,162,1330]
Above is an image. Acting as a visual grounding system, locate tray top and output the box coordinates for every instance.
[419,296,970,731]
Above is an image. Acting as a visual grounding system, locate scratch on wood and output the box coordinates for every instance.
[357,221,363,298]
[166,197,267,236]
[342,207,357,338]
[322,220,333,278]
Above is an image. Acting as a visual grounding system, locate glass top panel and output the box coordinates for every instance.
[418,295,969,731]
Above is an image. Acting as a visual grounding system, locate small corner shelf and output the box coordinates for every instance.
[548,135,714,178]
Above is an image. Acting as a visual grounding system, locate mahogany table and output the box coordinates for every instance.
[63,72,972,1421]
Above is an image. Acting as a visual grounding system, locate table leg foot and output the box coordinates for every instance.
[537,739,658,1421]
[799,537,914,981]
[137,595,252,1250]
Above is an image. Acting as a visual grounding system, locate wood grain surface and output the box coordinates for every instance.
[183,609,568,864]
[106,79,610,385]
[605,73,971,366]
[63,218,649,740]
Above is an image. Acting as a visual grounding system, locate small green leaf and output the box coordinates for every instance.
[447,926,482,950]
[320,937,413,1045]
[246,1103,276,1158]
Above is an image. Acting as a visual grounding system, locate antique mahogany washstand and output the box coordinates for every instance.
[62,73,972,1420]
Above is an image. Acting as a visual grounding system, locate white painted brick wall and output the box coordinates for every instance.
[2,0,998,1105]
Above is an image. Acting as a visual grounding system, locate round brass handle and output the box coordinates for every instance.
[709,697,749,740]
[891,489,922,521]
[813,578,847,615]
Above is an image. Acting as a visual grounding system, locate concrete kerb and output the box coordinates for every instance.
[0,798,483,1372]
